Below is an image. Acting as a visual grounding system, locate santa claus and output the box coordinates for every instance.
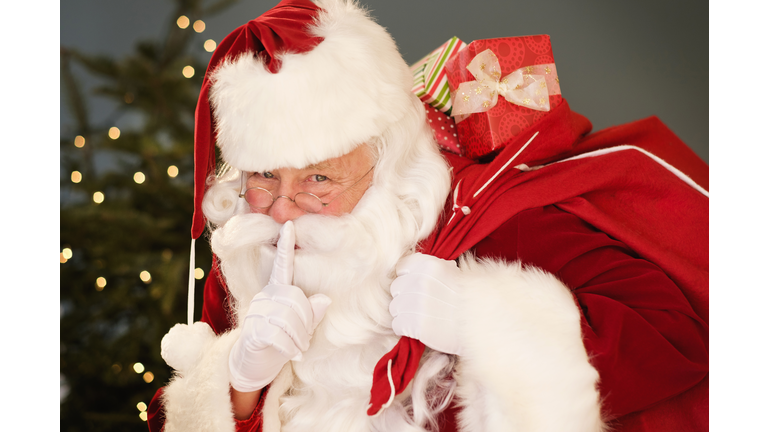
[148,1,708,431]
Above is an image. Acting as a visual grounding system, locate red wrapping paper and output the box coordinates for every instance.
[445,35,563,160]
[424,102,461,155]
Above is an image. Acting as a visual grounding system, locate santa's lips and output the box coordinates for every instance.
[270,241,301,250]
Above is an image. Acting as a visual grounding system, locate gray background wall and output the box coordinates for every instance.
[61,0,708,162]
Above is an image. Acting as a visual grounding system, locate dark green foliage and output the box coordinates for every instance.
[60,1,238,430]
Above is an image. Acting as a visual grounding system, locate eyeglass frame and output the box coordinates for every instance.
[238,165,375,213]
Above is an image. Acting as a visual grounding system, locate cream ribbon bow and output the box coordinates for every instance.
[451,49,559,122]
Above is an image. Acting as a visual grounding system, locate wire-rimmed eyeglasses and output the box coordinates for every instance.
[239,165,374,213]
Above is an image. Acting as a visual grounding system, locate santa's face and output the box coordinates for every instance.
[242,144,375,224]
[210,145,409,394]
[210,142,412,308]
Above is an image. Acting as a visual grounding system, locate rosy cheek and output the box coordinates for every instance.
[319,197,354,217]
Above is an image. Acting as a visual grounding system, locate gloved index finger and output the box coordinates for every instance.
[269,220,295,285]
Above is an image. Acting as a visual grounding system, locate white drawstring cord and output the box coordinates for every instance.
[542,144,710,197]
[368,359,396,417]
[472,131,539,199]
[446,132,538,225]
[187,238,196,325]
[446,180,464,225]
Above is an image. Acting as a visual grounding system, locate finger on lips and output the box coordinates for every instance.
[244,221,331,361]
[269,221,296,286]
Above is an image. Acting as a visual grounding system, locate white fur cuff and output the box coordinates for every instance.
[162,324,242,432]
[454,257,605,432]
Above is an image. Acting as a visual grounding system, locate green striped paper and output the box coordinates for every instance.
[410,36,467,114]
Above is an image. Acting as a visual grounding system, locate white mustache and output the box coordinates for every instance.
[211,208,372,254]
[210,212,282,256]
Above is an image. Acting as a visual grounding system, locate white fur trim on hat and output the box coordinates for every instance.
[209,0,414,172]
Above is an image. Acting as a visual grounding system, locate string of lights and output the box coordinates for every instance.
[60,1,222,428]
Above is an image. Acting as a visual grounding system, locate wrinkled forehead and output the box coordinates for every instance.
[245,142,375,175]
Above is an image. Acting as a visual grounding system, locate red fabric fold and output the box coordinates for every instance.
[147,386,166,431]
[367,99,708,416]
[366,337,426,415]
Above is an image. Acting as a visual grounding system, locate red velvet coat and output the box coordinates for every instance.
[149,102,708,431]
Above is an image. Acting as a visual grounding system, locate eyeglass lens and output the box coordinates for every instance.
[243,188,325,213]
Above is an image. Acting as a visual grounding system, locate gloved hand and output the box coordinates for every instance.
[228,221,332,392]
[389,253,464,356]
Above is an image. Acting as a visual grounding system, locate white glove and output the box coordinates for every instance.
[228,221,332,392]
[389,253,463,356]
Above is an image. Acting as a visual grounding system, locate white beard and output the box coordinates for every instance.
[210,186,440,432]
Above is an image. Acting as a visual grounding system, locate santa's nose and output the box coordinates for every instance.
[268,193,306,225]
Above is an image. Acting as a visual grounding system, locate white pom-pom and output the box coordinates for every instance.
[160,322,216,374]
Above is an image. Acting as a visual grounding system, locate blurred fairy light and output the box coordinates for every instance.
[194,267,205,280]
[112,363,122,374]
[139,412,148,421]
[193,20,206,33]
[204,39,216,52]
[124,92,134,104]
[167,165,179,178]
[182,66,195,78]
[177,15,189,29]
[137,402,147,412]
[60,254,67,264]
[162,249,173,262]
[134,172,146,184]
[74,135,85,148]
[140,270,152,283]
[143,371,155,383]
[93,191,104,204]
[62,248,73,259]
[95,277,107,290]
[108,127,120,139]
[133,362,145,374]
[71,171,82,183]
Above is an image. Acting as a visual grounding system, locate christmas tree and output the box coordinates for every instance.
[60,1,238,430]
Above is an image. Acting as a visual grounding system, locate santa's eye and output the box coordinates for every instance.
[261,172,275,179]
[310,174,328,182]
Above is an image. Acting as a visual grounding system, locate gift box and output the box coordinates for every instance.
[423,102,461,154]
[411,36,467,114]
[444,35,563,160]
[411,37,467,154]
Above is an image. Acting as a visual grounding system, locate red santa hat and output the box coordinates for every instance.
[192,0,415,239]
